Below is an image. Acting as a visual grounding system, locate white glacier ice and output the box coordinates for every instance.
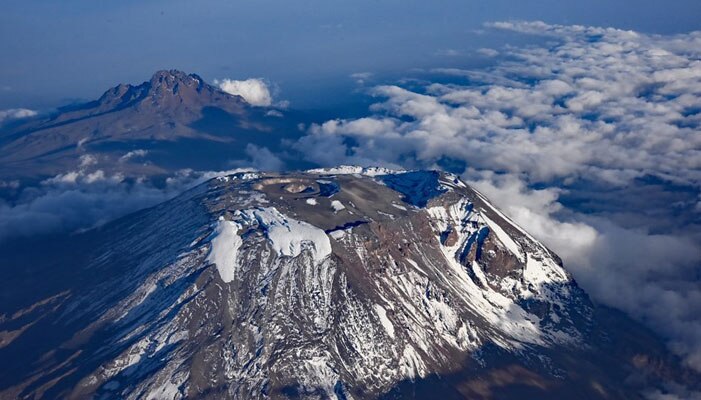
[373,304,395,338]
[241,207,332,263]
[207,218,243,283]
[331,200,346,212]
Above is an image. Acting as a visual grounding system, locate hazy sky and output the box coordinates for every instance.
[2,0,701,109]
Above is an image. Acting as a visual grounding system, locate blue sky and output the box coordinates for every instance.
[2,0,701,109]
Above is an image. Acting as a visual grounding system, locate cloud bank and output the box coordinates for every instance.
[296,21,701,370]
[215,78,273,106]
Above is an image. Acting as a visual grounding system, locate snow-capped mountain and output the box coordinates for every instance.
[0,169,696,399]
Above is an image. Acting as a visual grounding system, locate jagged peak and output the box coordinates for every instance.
[91,69,240,112]
[148,69,205,90]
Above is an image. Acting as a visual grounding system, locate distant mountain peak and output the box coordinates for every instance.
[89,69,243,113]
[148,69,205,94]
[78,70,252,118]
[0,69,254,174]
[150,69,198,81]
[94,69,215,111]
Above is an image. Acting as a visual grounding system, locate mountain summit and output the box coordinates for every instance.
[93,70,243,114]
[0,168,696,399]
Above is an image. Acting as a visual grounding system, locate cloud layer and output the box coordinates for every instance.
[296,21,701,370]
[299,27,701,187]
[0,161,254,242]
[215,78,273,106]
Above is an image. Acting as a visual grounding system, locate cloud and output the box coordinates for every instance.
[477,48,499,57]
[299,21,701,190]
[0,108,37,124]
[0,148,260,242]
[295,21,701,371]
[119,149,149,162]
[79,154,98,168]
[0,167,254,242]
[484,20,640,39]
[0,180,20,189]
[225,144,285,171]
[215,78,273,106]
[265,109,284,118]
[1,175,183,241]
[435,49,462,57]
[243,144,284,171]
[644,382,701,400]
[350,72,374,85]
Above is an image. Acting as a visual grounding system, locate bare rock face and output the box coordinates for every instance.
[0,168,697,399]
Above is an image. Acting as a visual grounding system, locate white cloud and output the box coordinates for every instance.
[42,154,127,186]
[300,22,701,188]
[477,48,499,57]
[485,20,639,40]
[435,49,461,57]
[119,149,148,162]
[79,154,98,168]
[0,168,238,241]
[215,78,273,106]
[42,169,122,186]
[350,72,373,85]
[244,144,284,171]
[0,180,20,189]
[265,110,284,118]
[0,108,37,124]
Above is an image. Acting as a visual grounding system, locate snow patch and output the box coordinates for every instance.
[207,218,243,283]
[373,304,395,338]
[330,200,346,212]
[241,207,332,263]
[329,230,347,240]
[479,213,525,262]
[308,165,405,176]
[523,253,569,287]
[301,356,339,396]
[399,345,426,379]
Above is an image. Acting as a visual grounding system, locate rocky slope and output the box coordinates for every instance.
[0,168,697,399]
